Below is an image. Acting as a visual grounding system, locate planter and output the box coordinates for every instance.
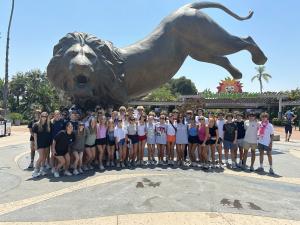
[14,120,21,126]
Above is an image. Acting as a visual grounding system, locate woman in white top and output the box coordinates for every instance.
[137,114,147,166]
[166,113,176,165]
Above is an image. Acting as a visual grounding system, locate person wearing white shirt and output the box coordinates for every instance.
[216,112,225,166]
[256,112,274,175]
[242,113,260,171]
[114,118,128,168]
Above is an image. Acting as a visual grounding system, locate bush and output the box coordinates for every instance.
[9,112,23,121]
[272,118,285,126]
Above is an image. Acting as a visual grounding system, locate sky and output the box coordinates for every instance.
[0,0,300,93]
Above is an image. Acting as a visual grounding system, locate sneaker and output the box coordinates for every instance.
[83,165,89,171]
[269,168,275,175]
[136,160,140,166]
[232,163,237,169]
[39,168,47,176]
[167,160,172,165]
[88,165,94,170]
[51,167,55,174]
[78,168,83,174]
[121,162,126,168]
[111,162,115,167]
[158,160,163,165]
[54,171,60,178]
[211,164,216,169]
[117,162,120,168]
[203,164,209,169]
[255,167,264,173]
[140,160,145,166]
[73,169,79,175]
[238,161,242,168]
[99,164,105,170]
[45,163,51,170]
[32,169,40,178]
[250,166,254,172]
[28,162,34,169]
[64,170,72,176]
[106,161,110,167]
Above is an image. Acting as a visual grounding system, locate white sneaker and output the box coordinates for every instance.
[39,168,47,176]
[136,160,140,166]
[54,171,60,178]
[73,169,79,175]
[121,162,125,168]
[64,170,72,176]
[99,164,105,170]
[78,168,83,174]
[32,169,40,178]
[51,167,55,174]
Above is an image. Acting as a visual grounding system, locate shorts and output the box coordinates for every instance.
[118,138,126,146]
[128,134,139,144]
[188,135,199,144]
[96,138,107,145]
[167,135,176,143]
[285,124,292,134]
[206,139,217,145]
[138,135,147,142]
[223,140,236,150]
[199,140,204,145]
[258,143,271,152]
[107,140,115,146]
[55,149,68,157]
[243,141,257,150]
[237,139,244,148]
[85,144,96,148]
[217,138,223,145]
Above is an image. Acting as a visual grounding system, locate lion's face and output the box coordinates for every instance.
[47,32,126,107]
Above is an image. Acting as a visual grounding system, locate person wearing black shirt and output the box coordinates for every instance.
[235,113,246,167]
[52,122,75,178]
[32,112,52,178]
[223,113,237,169]
[206,118,219,168]
[27,110,41,169]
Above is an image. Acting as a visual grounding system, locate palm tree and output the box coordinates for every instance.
[251,66,272,94]
[3,0,15,117]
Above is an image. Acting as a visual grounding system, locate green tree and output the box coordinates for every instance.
[145,85,177,102]
[251,66,272,94]
[9,72,26,111]
[169,76,198,95]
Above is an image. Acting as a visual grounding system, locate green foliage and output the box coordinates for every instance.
[272,118,285,126]
[251,66,272,94]
[9,112,23,121]
[7,70,61,119]
[169,76,198,95]
[145,85,177,101]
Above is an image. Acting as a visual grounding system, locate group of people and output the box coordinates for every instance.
[28,106,275,178]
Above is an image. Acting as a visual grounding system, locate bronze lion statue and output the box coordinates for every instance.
[47,2,267,107]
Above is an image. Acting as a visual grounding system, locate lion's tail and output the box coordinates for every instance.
[189,2,253,21]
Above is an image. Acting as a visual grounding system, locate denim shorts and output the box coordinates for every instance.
[258,143,271,152]
[223,140,236,150]
[118,138,126,146]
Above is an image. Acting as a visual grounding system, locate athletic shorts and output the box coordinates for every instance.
[237,139,244,148]
[96,138,107,145]
[138,135,147,142]
[223,140,236,150]
[188,135,199,144]
[85,144,96,148]
[258,143,271,152]
[285,124,292,134]
[243,141,257,150]
[167,135,176,143]
[128,134,139,144]
[206,139,217,145]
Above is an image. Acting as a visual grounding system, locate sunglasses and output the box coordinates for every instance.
[118,120,123,122]
[41,116,47,118]
[199,118,205,120]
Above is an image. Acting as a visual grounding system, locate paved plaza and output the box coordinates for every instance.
[0,126,300,224]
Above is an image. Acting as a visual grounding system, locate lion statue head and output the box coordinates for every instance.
[47,32,127,108]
